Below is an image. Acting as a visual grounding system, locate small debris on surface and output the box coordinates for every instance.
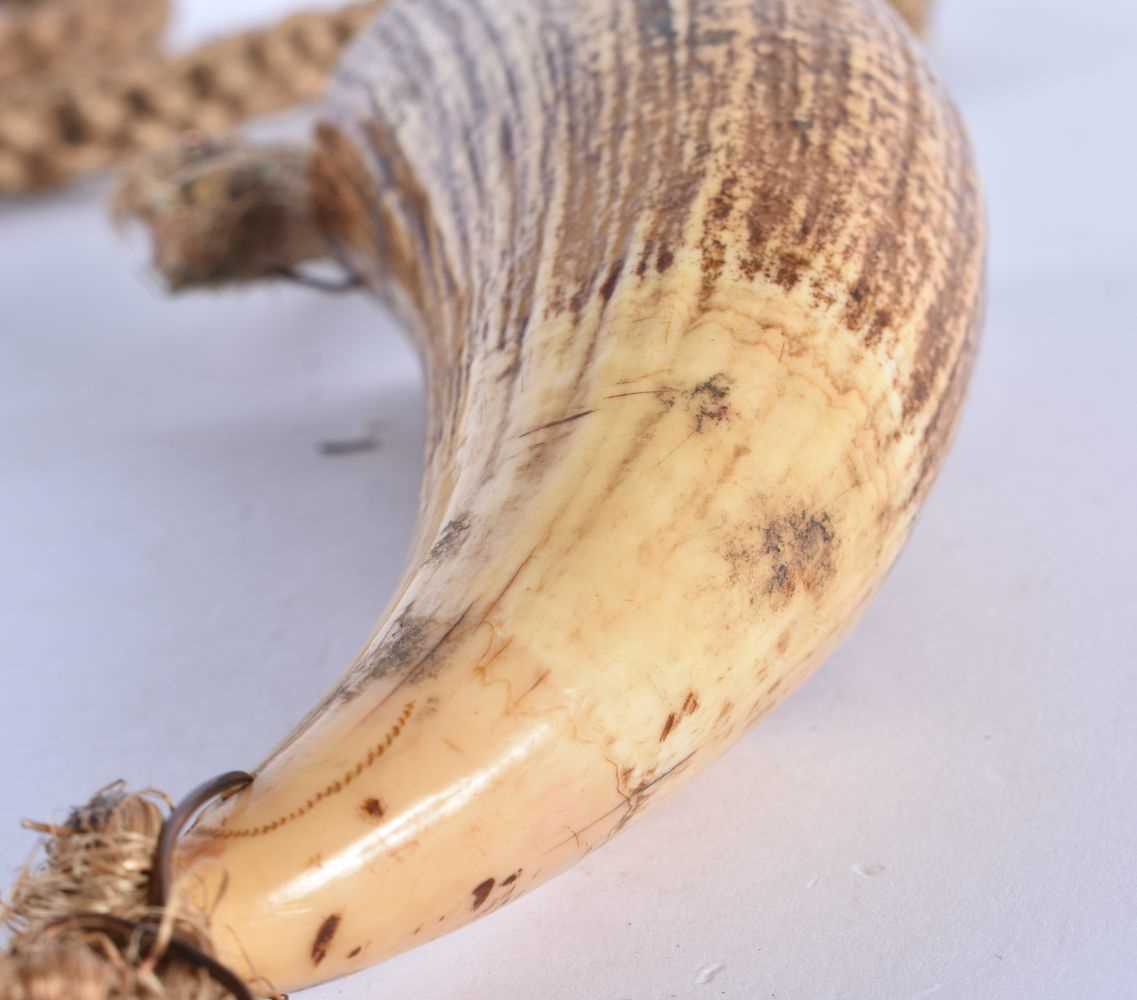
[695,961,726,985]
[319,434,381,456]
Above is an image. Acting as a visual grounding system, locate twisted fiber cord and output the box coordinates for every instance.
[0,0,382,194]
[0,0,170,88]
[0,0,930,197]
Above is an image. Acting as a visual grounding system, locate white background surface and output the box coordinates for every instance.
[2,2,1136,998]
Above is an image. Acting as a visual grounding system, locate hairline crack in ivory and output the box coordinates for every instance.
[15,0,985,995]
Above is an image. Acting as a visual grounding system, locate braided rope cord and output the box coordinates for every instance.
[0,0,382,194]
[0,0,171,87]
[0,0,931,197]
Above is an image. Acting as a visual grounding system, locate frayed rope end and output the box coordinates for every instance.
[0,782,259,1000]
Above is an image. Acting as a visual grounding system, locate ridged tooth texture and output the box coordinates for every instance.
[178,0,983,992]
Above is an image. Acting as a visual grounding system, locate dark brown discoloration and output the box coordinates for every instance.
[659,712,678,743]
[689,373,732,432]
[599,257,625,308]
[699,173,737,304]
[55,100,88,146]
[282,0,982,896]
[723,508,839,609]
[361,797,385,819]
[501,870,521,887]
[682,691,699,715]
[471,878,495,911]
[347,946,362,959]
[316,0,982,494]
[765,513,838,598]
[770,513,837,602]
[311,914,341,966]
[309,0,980,625]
